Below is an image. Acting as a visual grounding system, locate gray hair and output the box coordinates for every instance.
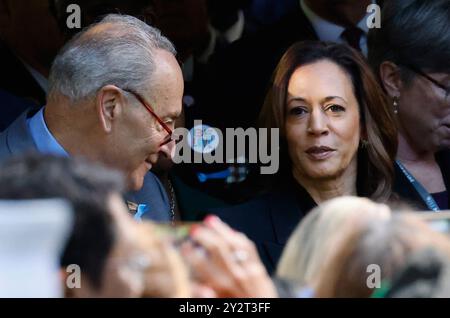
[48,14,176,102]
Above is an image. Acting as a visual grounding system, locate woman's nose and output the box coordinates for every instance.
[307,109,329,136]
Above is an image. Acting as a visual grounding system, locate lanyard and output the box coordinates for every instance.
[396,160,441,212]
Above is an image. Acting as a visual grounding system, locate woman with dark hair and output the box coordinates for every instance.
[368,0,450,211]
[214,41,398,272]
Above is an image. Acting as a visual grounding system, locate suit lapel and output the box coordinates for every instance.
[261,186,313,268]
[0,43,46,106]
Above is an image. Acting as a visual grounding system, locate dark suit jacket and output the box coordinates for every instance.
[0,89,36,132]
[200,4,318,131]
[394,150,450,210]
[0,42,46,129]
[212,179,316,274]
[0,42,46,105]
[0,109,171,222]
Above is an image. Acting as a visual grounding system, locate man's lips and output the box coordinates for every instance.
[305,146,336,160]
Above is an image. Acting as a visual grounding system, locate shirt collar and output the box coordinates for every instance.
[300,0,372,54]
[27,108,69,157]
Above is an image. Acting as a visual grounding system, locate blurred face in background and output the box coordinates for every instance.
[396,70,450,152]
[285,59,361,182]
[151,0,210,61]
[304,0,372,27]
[53,0,155,37]
[0,0,65,75]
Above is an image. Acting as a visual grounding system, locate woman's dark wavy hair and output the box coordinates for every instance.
[259,41,398,202]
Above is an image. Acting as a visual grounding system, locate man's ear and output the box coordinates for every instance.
[379,61,403,99]
[0,0,12,31]
[96,85,124,133]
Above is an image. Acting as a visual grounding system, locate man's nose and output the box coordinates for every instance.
[159,140,175,160]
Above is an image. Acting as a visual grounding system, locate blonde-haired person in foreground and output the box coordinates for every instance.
[313,212,450,297]
[311,211,450,297]
[276,196,391,297]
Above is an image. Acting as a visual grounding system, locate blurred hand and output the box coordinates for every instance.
[180,215,277,298]
[137,222,192,298]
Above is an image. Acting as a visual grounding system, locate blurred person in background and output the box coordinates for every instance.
[0,14,183,222]
[0,0,162,130]
[213,41,398,273]
[200,0,378,139]
[368,0,450,211]
[0,0,65,128]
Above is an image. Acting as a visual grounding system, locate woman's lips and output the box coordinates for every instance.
[305,146,336,160]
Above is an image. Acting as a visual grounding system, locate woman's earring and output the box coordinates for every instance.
[393,96,399,114]
[360,139,369,149]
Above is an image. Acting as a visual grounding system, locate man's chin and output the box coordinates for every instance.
[127,175,145,192]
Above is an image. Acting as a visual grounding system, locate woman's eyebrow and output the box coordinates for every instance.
[287,96,308,104]
[321,96,348,104]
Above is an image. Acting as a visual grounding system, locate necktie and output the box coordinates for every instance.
[341,27,364,52]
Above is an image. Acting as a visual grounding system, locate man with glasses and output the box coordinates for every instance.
[0,0,159,131]
[0,14,184,222]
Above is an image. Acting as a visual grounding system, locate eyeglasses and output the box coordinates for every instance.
[402,64,450,101]
[121,88,183,146]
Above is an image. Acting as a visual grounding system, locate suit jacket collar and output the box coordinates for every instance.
[0,42,46,106]
[267,183,315,245]
[262,179,316,269]
[277,2,317,43]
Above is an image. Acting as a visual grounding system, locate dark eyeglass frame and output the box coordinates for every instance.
[121,88,182,146]
[401,64,450,100]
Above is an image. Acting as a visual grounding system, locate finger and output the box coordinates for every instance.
[203,215,260,262]
[189,225,246,280]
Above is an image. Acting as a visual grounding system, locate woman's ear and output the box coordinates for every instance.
[96,85,124,133]
[379,61,403,98]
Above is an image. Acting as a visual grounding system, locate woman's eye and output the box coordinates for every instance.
[326,104,345,113]
[289,106,308,116]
